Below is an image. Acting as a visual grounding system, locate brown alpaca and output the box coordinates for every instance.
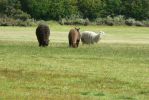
[36,24,50,47]
[68,28,81,48]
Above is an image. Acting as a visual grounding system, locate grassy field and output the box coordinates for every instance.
[0,23,149,100]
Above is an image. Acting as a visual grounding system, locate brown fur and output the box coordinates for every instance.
[68,28,81,48]
[36,24,50,47]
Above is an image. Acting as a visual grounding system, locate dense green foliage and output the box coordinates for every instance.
[0,0,149,26]
[0,0,32,26]
[0,0,30,20]
[19,0,79,20]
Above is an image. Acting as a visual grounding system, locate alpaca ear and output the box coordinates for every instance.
[99,31,105,35]
[101,31,105,35]
[97,33,100,36]
[99,31,102,33]
[75,27,80,31]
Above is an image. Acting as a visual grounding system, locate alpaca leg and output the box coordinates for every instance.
[76,39,80,47]
[69,38,72,47]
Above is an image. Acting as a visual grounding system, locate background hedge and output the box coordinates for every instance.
[0,0,149,26]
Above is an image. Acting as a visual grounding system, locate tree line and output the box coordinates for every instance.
[0,0,149,26]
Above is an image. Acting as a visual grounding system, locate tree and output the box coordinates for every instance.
[121,0,149,20]
[1,0,149,21]
[20,0,79,20]
[77,0,102,19]
[100,0,122,17]
[20,0,50,19]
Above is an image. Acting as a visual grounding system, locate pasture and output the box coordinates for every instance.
[0,23,149,100]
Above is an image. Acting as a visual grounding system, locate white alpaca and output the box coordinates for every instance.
[81,31,105,44]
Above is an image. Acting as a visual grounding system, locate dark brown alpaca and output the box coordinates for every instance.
[68,28,81,48]
[36,24,50,47]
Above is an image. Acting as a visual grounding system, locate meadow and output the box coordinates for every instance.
[0,23,149,100]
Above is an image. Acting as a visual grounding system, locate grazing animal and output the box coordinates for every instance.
[68,28,81,48]
[81,31,105,44]
[36,24,50,47]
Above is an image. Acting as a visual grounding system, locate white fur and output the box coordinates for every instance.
[81,31,105,44]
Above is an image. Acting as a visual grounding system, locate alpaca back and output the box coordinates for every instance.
[81,31,97,44]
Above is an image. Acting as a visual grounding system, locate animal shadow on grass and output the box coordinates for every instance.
[118,96,136,100]
[138,90,149,95]
[81,91,105,97]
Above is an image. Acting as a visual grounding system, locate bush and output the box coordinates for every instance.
[72,18,90,25]
[142,20,149,27]
[16,19,35,26]
[135,21,144,26]
[113,15,125,25]
[59,18,66,25]
[125,18,145,26]
[95,18,105,25]
[104,16,114,26]
[36,20,47,25]
[59,15,148,27]
[0,17,16,26]
[125,18,136,26]
[84,18,90,26]
[0,17,35,26]
[95,15,125,26]
[13,9,31,21]
[59,15,90,25]
[94,16,147,26]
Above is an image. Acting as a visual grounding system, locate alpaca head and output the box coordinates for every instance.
[97,31,105,38]
[75,27,80,32]
[98,31,105,36]
[94,31,105,43]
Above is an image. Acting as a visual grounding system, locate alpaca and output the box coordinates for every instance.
[36,24,50,47]
[68,28,81,48]
[81,31,105,44]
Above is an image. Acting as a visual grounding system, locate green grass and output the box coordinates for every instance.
[0,24,149,100]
